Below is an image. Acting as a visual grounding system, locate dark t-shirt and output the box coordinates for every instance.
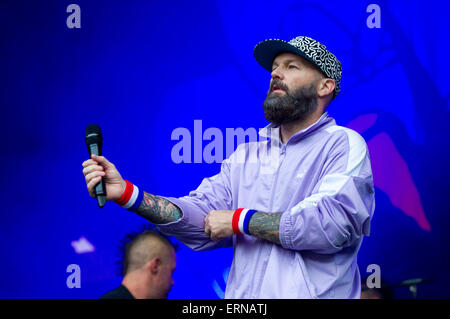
[99,285,135,299]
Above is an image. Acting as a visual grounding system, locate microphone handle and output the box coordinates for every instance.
[89,143,107,208]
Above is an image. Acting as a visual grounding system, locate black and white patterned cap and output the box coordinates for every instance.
[254,36,342,97]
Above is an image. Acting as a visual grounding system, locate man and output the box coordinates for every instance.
[83,36,375,298]
[100,229,177,299]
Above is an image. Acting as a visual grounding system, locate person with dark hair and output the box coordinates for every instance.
[83,36,375,298]
[100,229,177,299]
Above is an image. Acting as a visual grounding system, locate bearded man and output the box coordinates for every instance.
[82,36,375,298]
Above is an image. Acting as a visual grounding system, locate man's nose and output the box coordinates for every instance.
[271,67,284,81]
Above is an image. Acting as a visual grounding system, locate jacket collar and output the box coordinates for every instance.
[258,112,335,146]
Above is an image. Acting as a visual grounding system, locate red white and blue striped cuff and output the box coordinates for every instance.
[115,180,144,211]
[233,208,258,235]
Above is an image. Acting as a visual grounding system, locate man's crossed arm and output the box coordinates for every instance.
[204,210,281,244]
[135,192,183,224]
[136,192,281,244]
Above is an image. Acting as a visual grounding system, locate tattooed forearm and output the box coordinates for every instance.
[248,212,282,244]
[135,192,182,224]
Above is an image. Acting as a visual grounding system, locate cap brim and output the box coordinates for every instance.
[254,39,317,73]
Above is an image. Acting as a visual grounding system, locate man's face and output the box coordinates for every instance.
[262,52,321,125]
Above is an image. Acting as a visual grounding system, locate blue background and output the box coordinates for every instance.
[0,0,449,298]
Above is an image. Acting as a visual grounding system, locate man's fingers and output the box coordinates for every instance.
[82,164,104,176]
[85,170,105,184]
[210,233,222,242]
[87,176,103,197]
[91,154,114,169]
[204,217,211,237]
[88,186,95,198]
[83,156,115,199]
[87,174,103,188]
[82,159,98,168]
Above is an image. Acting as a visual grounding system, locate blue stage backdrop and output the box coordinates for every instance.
[0,0,449,298]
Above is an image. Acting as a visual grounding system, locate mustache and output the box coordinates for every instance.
[269,80,289,93]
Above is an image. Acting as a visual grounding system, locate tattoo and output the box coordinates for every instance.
[248,212,282,244]
[135,192,182,224]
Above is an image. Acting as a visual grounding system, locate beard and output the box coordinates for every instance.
[262,80,318,125]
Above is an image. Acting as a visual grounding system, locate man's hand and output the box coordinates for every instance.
[204,210,235,241]
[82,154,126,201]
[205,209,283,244]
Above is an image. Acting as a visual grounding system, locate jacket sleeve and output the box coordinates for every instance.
[279,129,375,254]
[156,158,234,251]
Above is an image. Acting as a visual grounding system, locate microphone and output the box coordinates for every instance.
[85,124,107,208]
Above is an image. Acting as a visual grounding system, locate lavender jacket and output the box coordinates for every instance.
[158,112,375,298]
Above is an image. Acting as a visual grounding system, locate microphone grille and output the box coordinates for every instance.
[85,124,102,137]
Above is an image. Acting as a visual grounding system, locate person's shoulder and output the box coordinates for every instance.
[99,285,134,299]
[323,123,368,150]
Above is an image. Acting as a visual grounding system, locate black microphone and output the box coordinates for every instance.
[85,124,107,208]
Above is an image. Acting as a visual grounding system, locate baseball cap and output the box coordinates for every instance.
[254,36,342,97]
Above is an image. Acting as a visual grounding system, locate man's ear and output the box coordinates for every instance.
[317,78,336,98]
[147,257,161,274]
